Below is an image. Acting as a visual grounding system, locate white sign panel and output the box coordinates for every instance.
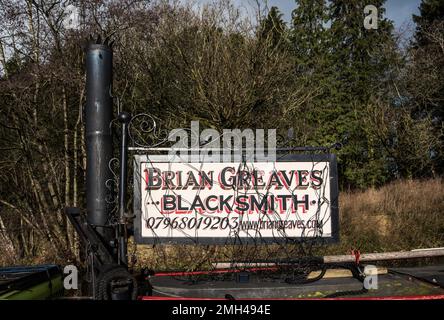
[133,154,339,244]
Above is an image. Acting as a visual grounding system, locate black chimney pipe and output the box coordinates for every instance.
[85,43,114,243]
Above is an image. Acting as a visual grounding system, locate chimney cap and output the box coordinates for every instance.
[84,34,114,52]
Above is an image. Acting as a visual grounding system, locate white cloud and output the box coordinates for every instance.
[62,4,80,30]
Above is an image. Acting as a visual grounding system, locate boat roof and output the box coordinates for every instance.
[0,265,61,295]
[146,264,444,299]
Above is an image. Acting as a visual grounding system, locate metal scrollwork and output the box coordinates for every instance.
[105,157,120,205]
[128,113,169,148]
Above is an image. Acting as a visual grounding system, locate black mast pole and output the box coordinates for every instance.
[117,111,130,265]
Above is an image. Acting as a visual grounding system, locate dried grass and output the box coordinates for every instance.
[331,178,444,253]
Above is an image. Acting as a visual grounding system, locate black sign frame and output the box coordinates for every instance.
[133,153,339,244]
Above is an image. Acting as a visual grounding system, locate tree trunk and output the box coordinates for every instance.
[0,215,16,263]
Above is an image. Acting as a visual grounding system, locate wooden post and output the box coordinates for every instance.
[323,248,444,263]
[213,248,444,269]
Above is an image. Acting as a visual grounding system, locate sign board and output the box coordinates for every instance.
[133,154,339,244]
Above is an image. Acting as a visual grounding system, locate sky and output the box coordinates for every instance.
[64,0,423,32]
[254,0,422,31]
[383,0,422,29]
[191,0,422,34]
